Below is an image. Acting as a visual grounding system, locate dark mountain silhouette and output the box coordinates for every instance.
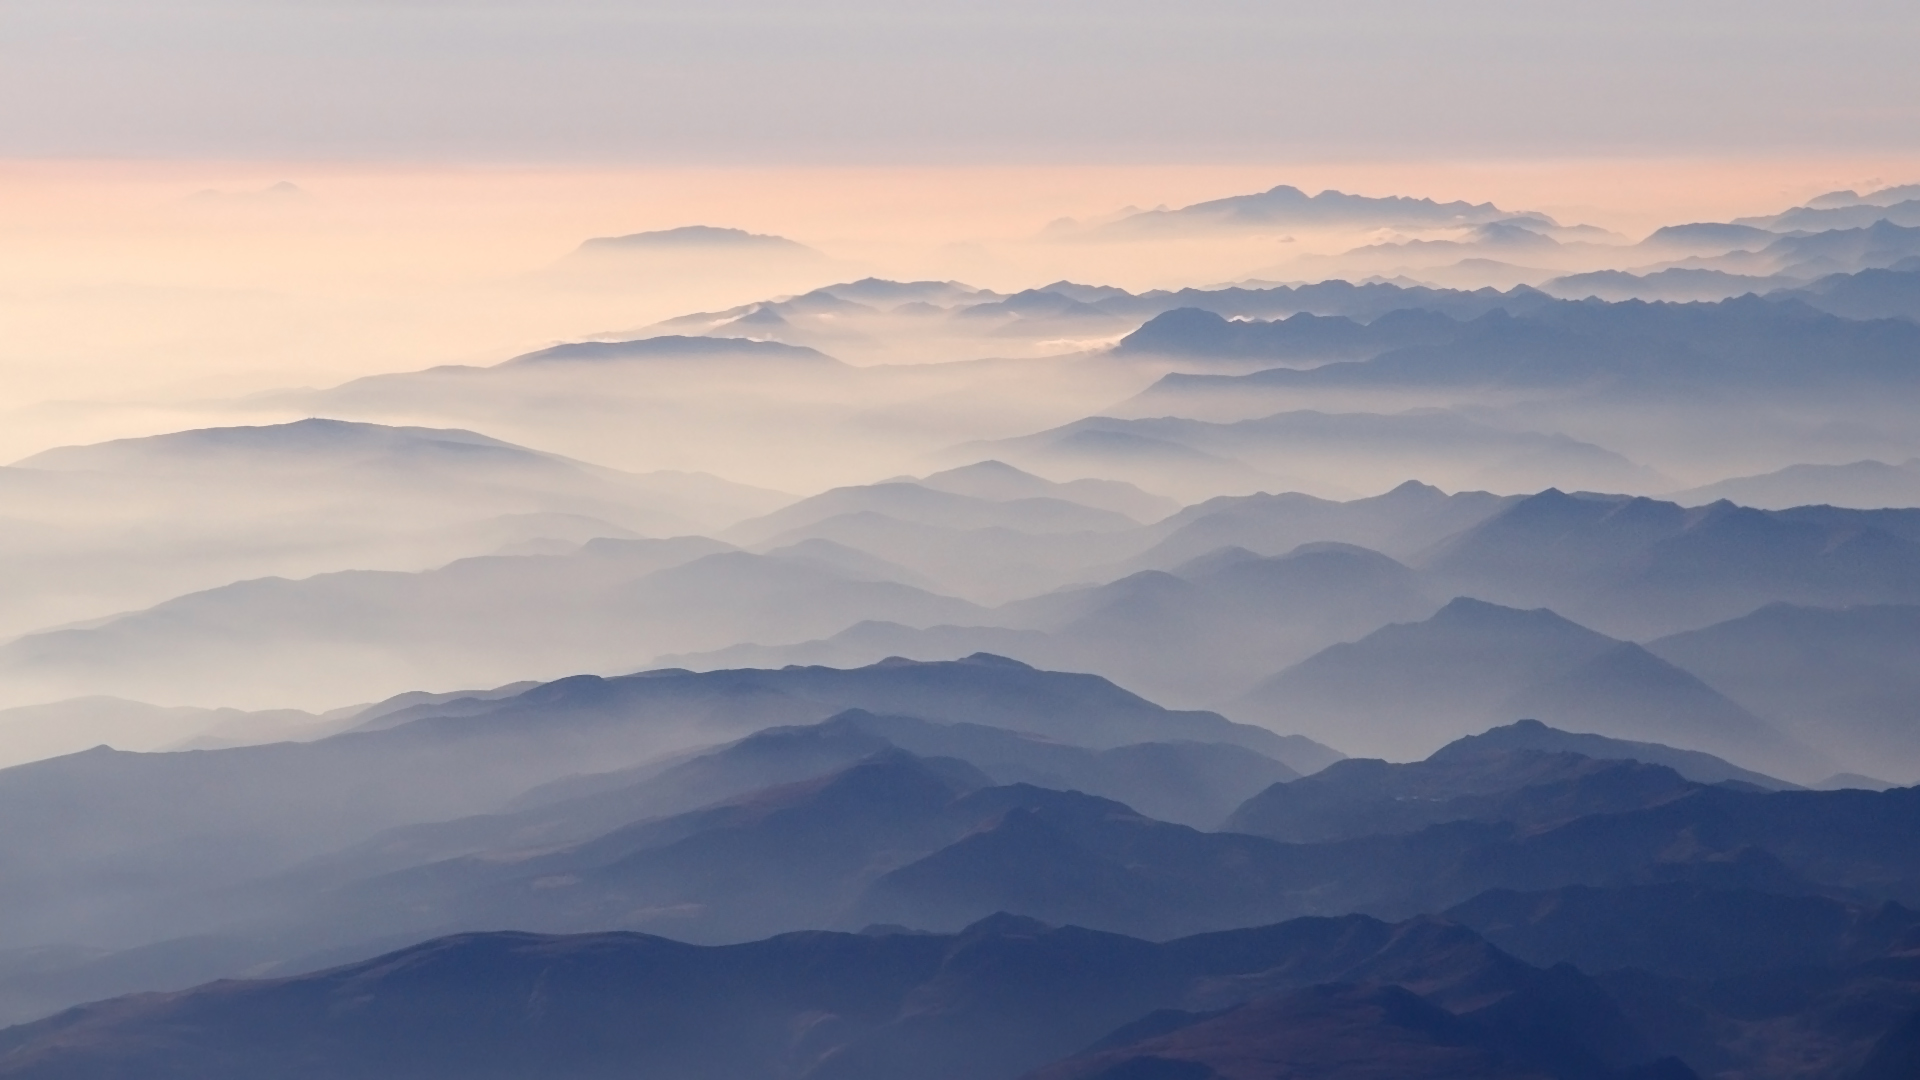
[1030,979,1681,1080]
[266,739,1917,957]
[312,708,1297,886]
[0,656,1286,953]
[1447,882,1920,979]
[1648,603,1920,783]
[1231,598,1815,777]
[8,729,1920,1034]
[1854,1010,1920,1080]
[1222,744,1709,844]
[0,914,1684,1080]
[308,752,1001,944]
[812,712,1301,828]
[865,755,1920,943]
[1437,719,1794,789]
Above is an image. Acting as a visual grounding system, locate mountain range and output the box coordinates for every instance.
[0,418,787,646]
[4,717,1918,1077]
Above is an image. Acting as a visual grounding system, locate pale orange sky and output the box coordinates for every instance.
[1,154,1917,461]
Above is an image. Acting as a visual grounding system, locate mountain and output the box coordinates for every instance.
[1127,297,1920,398]
[1099,184,1529,235]
[997,544,1436,706]
[0,541,991,708]
[956,410,1660,503]
[1741,200,1920,233]
[0,418,789,645]
[1647,603,1920,783]
[731,511,1154,605]
[1540,268,1781,303]
[914,460,1179,522]
[1447,882,1920,980]
[847,768,1920,938]
[663,542,1435,712]
[0,914,1689,1080]
[1111,307,1460,363]
[1700,220,1920,278]
[1668,458,1920,509]
[5,716,1918,1032]
[0,696,354,767]
[321,708,1298,881]
[303,752,1004,945]
[573,225,821,255]
[0,655,1291,953]
[1230,597,1818,777]
[1634,222,1781,255]
[1436,719,1794,789]
[725,477,1142,546]
[503,334,838,368]
[11,419,779,527]
[1773,267,1920,321]
[1029,980,1678,1080]
[1812,184,1920,209]
[1127,480,1515,567]
[1222,744,1710,844]
[1420,488,1920,638]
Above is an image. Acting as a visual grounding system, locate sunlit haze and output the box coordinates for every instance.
[0,5,1918,1077]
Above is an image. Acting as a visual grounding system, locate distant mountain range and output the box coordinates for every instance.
[0,418,788,648]
[1124,296,1920,399]
[1670,458,1920,509]
[574,224,821,256]
[1093,184,1539,236]
[949,409,1662,502]
[1419,488,1920,637]
[0,913,1711,1080]
[1648,602,1920,782]
[1231,597,1818,778]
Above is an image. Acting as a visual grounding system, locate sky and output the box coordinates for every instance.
[2,1,1919,461]
[2,0,1917,162]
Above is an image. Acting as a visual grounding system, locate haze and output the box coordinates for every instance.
[1,4,1919,1078]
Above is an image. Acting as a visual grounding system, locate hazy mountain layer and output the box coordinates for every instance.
[0,418,788,643]
[1232,597,1819,777]
[0,914,1695,1080]
[1648,603,1920,782]
[0,656,1286,950]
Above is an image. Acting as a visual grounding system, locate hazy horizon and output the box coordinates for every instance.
[2,6,1919,1077]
